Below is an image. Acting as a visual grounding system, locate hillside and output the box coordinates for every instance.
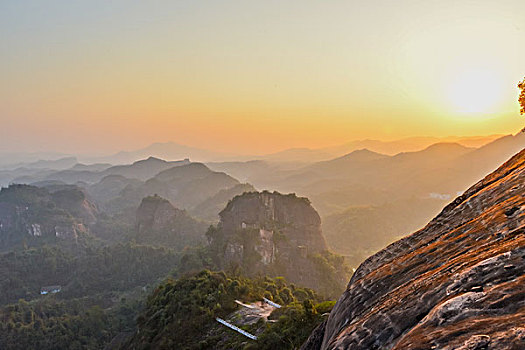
[120,270,334,350]
[104,163,250,220]
[321,197,446,266]
[134,195,208,250]
[302,149,525,349]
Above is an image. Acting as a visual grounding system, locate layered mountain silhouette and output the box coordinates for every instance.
[80,162,253,226]
[1,132,523,265]
[211,131,524,263]
[9,157,190,185]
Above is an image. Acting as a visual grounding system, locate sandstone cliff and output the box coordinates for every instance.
[302,149,525,349]
[208,191,348,296]
[0,184,94,248]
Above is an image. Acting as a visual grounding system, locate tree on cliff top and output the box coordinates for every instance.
[519,77,525,115]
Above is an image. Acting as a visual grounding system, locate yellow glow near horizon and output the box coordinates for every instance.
[0,1,524,155]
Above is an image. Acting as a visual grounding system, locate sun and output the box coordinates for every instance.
[447,68,503,114]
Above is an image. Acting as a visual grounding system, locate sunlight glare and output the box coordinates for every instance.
[447,68,503,114]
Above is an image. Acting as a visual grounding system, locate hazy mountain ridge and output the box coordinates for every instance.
[1,132,522,266]
[102,162,249,220]
[6,157,190,186]
[83,142,241,164]
[0,134,502,171]
[212,132,523,263]
[262,134,502,162]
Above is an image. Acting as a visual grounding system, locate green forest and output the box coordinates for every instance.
[0,183,344,349]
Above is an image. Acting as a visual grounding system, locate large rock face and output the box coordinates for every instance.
[303,149,525,349]
[0,184,94,248]
[208,191,349,296]
[219,191,328,253]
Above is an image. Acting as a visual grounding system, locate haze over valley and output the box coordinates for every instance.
[1,131,523,264]
[1,1,524,349]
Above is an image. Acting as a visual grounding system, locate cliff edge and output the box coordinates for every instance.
[302,149,525,349]
[208,191,349,296]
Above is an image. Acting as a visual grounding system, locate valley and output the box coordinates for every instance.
[0,131,523,349]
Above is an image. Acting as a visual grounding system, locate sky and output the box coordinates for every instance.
[1,0,524,155]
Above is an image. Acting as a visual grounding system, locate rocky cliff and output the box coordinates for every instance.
[135,195,207,249]
[302,149,525,349]
[0,184,94,248]
[208,191,348,296]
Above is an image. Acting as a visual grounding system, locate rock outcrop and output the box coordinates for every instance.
[135,195,207,249]
[219,191,328,253]
[208,191,348,296]
[0,184,94,248]
[302,149,525,349]
[49,186,98,225]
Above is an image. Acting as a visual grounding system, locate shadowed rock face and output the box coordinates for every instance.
[135,195,207,249]
[136,195,184,233]
[302,149,525,350]
[0,184,93,247]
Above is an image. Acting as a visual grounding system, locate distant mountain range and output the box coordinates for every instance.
[0,131,522,262]
[3,157,190,186]
[81,142,243,164]
[208,130,524,262]
[0,134,505,170]
[261,134,503,162]
[89,135,501,164]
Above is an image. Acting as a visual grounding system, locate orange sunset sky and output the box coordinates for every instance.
[1,1,524,155]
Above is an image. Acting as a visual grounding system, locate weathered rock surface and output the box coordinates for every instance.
[302,149,525,349]
[219,191,328,253]
[209,191,348,296]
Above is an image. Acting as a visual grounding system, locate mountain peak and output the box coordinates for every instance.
[333,148,388,162]
[133,156,167,165]
[422,142,472,153]
[210,191,347,296]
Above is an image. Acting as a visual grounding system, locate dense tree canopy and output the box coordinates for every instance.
[0,242,180,305]
[122,270,334,350]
